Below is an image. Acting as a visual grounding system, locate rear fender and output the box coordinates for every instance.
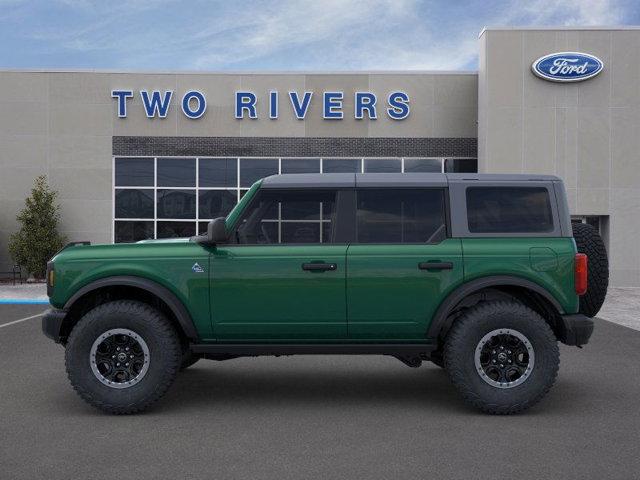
[426,275,564,340]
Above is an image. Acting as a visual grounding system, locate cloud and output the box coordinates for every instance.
[506,0,624,26]
[190,0,417,68]
[2,0,634,70]
[187,0,629,70]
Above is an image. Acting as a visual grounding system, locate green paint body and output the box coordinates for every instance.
[49,182,579,342]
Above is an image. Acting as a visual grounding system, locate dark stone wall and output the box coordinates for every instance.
[113,136,477,158]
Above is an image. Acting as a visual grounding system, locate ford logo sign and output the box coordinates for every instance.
[532,52,603,82]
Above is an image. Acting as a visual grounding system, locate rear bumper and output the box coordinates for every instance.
[558,314,594,347]
[41,308,67,343]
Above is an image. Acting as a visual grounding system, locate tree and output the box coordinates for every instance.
[8,175,66,279]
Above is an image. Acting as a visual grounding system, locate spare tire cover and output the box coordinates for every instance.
[572,222,609,317]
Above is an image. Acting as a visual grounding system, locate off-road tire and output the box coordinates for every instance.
[572,222,609,317]
[444,301,559,415]
[180,350,200,370]
[65,300,181,414]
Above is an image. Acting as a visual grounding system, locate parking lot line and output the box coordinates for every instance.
[0,299,49,304]
[0,312,45,329]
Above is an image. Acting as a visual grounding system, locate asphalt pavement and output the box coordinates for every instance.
[1,304,639,480]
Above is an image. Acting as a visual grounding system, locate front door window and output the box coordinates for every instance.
[233,189,336,245]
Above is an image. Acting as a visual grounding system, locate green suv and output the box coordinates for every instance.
[42,173,608,414]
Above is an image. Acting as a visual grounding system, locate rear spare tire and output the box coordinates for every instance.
[572,222,609,317]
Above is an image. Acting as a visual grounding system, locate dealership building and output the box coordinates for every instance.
[0,26,639,285]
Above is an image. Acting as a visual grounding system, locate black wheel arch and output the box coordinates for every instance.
[427,275,565,341]
[61,276,199,342]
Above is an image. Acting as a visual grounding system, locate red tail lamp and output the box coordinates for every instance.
[575,253,588,295]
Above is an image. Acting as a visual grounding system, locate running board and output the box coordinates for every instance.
[190,343,436,357]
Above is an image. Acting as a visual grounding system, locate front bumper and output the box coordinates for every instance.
[557,314,594,347]
[42,308,68,343]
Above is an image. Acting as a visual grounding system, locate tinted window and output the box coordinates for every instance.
[466,187,553,233]
[157,158,196,187]
[364,159,401,173]
[240,158,278,187]
[115,158,154,186]
[404,158,441,173]
[281,158,320,174]
[199,158,237,187]
[234,190,336,244]
[198,190,237,219]
[115,189,154,218]
[323,159,360,173]
[157,221,196,238]
[157,189,196,219]
[445,158,477,173]
[356,189,446,243]
[114,221,154,243]
[198,222,210,235]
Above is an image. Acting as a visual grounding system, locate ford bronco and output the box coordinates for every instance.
[42,173,608,414]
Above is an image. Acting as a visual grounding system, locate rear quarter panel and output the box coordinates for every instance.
[462,238,579,314]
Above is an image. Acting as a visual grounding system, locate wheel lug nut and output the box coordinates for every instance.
[508,360,512,363]
[492,350,496,354]
[500,346,504,350]
[507,350,511,354]
[500,364,504,368]
[492,360,496,363]
[112,355,115,359]
[130,355,134,358]
[117,347,120,351]
[116,363,120,366]
[125,347,129,351]
[125,363,129,366]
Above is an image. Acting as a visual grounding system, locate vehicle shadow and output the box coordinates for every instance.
[155,357,591,416]
[158,359,471,413]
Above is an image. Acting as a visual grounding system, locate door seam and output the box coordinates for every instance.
[345,243,351,338]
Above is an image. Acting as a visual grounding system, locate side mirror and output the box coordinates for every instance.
[194,217,228,245]
[208,217,228,244]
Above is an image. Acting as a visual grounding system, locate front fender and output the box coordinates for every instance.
[49,242,212,338]
[63,275,200,341]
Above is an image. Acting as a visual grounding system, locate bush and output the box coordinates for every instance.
[8,176,66,279]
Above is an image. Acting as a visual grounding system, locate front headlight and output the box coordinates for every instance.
[46,261,54,296]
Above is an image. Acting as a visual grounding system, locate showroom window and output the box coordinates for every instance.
[113,156,477,243]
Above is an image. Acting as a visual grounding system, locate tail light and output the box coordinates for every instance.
[575,253,588,295]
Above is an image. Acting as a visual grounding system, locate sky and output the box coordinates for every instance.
[0,0,638,71]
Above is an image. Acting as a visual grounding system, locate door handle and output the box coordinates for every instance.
[418,261,453,271]
[302,262,337,272]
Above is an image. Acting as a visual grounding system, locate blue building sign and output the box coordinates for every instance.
[531,52,604,82]
[111,89,410,120]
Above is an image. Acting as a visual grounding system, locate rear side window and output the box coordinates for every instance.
[356,189,446,243]
[466,187,554,233]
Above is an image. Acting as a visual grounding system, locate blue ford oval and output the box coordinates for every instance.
[532,52,603,82]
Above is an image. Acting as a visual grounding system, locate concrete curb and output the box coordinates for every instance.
[0,299,49,304]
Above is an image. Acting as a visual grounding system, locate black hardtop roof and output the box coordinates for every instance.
[260,172,561,188]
